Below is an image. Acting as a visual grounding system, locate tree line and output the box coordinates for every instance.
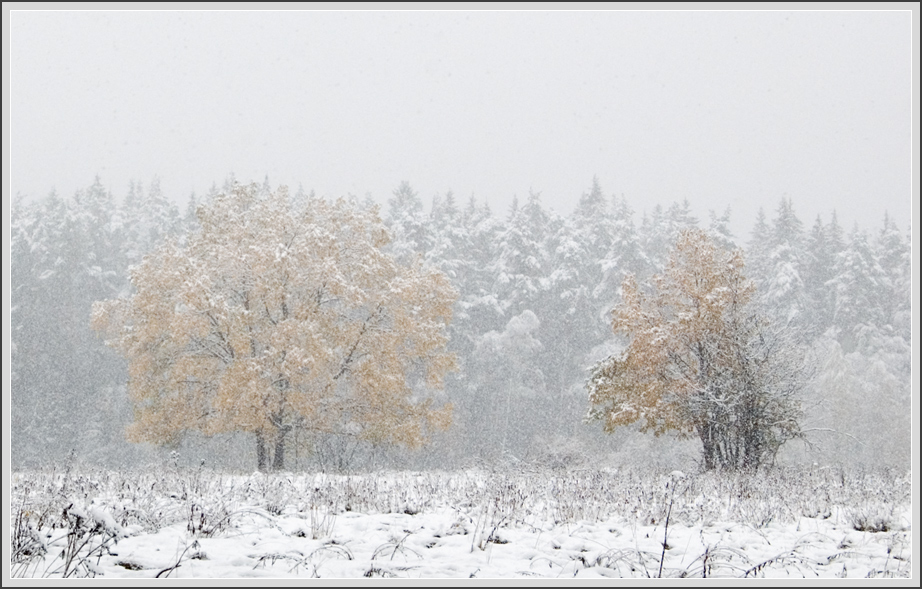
[10,175,912,470]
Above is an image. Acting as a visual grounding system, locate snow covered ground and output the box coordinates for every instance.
[10,465,912,579]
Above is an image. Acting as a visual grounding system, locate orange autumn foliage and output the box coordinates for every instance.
[93,184,456,469]
[587,229,804,470]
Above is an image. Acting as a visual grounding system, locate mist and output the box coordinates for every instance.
[10,10,911,239]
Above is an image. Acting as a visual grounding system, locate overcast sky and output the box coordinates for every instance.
[10,9,912,239]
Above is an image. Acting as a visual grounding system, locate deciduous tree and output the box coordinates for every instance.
[93,183,456,471]
[586,229,807,470]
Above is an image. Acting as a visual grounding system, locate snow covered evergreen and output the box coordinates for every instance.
[9,176,912,472]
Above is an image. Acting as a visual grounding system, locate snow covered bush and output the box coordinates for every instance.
[587,229,809,470]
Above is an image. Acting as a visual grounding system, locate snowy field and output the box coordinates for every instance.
[10,465,912,579]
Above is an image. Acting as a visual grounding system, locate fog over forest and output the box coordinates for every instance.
[10,175,912,472]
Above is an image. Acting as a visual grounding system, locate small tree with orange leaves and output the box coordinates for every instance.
[587,228,806,470]
[93,184,456,472]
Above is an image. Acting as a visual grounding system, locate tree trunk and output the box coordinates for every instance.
[273,426,290,471]
[256,430,269,473]
[699,422,719,471]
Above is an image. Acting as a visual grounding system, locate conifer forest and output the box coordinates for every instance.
[10,176,911,473]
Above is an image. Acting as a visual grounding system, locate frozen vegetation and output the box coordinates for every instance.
[11,463,912,579]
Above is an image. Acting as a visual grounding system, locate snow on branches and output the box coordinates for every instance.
[92,183,457,471]
[587,229,808,470]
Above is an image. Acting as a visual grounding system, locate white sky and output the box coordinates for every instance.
[9,8,913,239]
